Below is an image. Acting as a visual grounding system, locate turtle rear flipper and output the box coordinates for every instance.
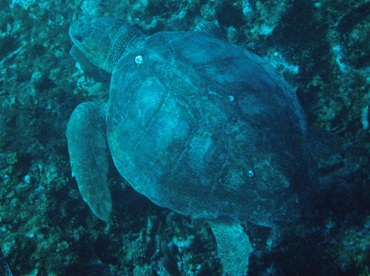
[208,218,253,275]
[194,21,226,40]
[66,102,111,221]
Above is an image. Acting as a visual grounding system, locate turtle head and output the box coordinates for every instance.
[69,17,144,73]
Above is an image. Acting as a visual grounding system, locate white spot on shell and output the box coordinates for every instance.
[247,170,254,178]
[135,55,143,64]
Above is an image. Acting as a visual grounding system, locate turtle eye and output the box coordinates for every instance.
[74,34,84,43]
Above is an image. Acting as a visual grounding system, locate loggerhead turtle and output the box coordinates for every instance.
[66,17,313,275]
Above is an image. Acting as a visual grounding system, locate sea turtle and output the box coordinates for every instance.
[66,17,313,275]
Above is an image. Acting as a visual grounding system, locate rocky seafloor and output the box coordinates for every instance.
[0,0,369,275]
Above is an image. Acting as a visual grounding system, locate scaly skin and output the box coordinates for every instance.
[69,17,144,72]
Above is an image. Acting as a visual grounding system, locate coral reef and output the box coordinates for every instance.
[0,0,369,275]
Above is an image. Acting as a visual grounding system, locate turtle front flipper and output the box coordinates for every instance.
[208,218,253,275]
[66,102,111,221]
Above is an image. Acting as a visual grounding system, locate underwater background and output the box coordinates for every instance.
[0,0,369,275]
